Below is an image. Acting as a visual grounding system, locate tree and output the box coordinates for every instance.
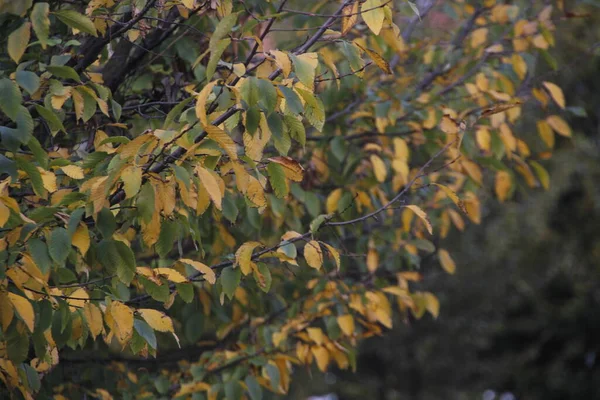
[0,0,578,398]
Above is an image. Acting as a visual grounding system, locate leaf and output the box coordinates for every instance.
[134,319,157,350]
[195,81,218,128]
[31,2,51,49]
[471,28,488,48]
[432,183,467,214]
[245,376,263,400]
[61,165,85,179]
[304,240,323,270]
[8,22,31,64]
[83,303,103,339]
[405,205,433,235]
[210,11,238,49]
[356,43,391,74]
[66,288,89,312]
[337,315,355,336]
[342,0,359,36]
[34,104,66,135]
[138,309,174,333]
[206,125,238,160]
[546,115,572,137]
[46,65,81,83]
[362,0,385,35]
[221,266,241,300]
[110,301,134,346]
[16,71,40,96]
[424,292,440,318]
[196,166,223,210]
[254,262,272,293]
[72,224,90,255]
[537,120,555,148]
[97,240,136,285]
[180,258,216,284]
[543,81,566,109]
[7,293,34,332]
[270,50,292,78]
[370,154,387,182]
[53,10,98,37]
[323,243,341,271]
[0,78,22,121]
[163,97,193,129]
[438,249,456,274]
[235,241,262,275]
[206,38,230,79]
[530,160,550,190]
[121,166,142,199]
[291,53,319,88]
[495,170,512,202]
[48,227,71,265]
[267,162,288,198]
[312,346,330,372]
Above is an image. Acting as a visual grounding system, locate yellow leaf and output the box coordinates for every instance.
[269,50,292,78]
[179,258,216,284]
[323,243,341,271]
[341,0,359,36]
[0,201,9,228]
[438,249,456,274]
[7,293,34,332]
[304,240,323,270]
[267,156,304,182]
[405,205,433,235]
[424,292,440,318]
[138,309,174,333]
[175,382,211,397]
[512,53,527,80]
[337,315,355,336]
[326,188,342,214]
[246,175,267,208]
[195,166,222,210]
[206,125,238,160]
[530,160,550,190]
[67,288,89,312]
[361,0,385,35]
[476,125,491,151]
[121,166,142,199]
[307,327,325,345]
[61,165,85,180]
[312,346,330,372]
[367,246,378,273]
[537,120,555,148]
[72,224,90,255]
[543,81,565,109]
[38,168,57,193]
[431,183,467,214]
[495,170,512,202]
[195,81,218,128]
[83,303,104,339]
[154,267,187,283]
[471,28,488,48]
[109,301,134,346]
[370,154,387,182]
[356,43,391,74]
[546,115,571,137]
[8,22,31,64]
[0,292,14,331]
[440,115,461,134]
[235,241,262,275]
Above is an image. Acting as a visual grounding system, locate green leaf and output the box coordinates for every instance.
[137,182,155,223]
[265,364,280,391]
[210,12,239,48]
[7,329,29,364]
[257,79,277,114]
[28,238,52,274]
[267,163,288,198]
[163,97,194,129]
[245,376,263,400]
[97,208,117,238]
[176,282,194,303]
[279,86,304,115]
[8,22,31,64]
[156,220,178,258]
[15,157,45,197]
[53,10,98,37]
[310,214,328,234]
[254,262,272,293]
[111,99,122,122]
[291,54,318,88]
[206,38,230,79]
[241,77,260,108]
[16,71,41,96]
[220,266,241,300]
[46,65,81,83]
[34,104,66,135]
[48,228,71,265]
[139,276,170,303]
[134,319,157,349]
[31,3,51,49]
[245,107,260,135]
[0,78,22,120]
[284,115,306,147]
[97,240,136,285]
[222,192,239,223]
[27,137,49,169]
[22,364,41,392]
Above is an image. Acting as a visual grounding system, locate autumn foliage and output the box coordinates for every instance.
[0,0,577,398]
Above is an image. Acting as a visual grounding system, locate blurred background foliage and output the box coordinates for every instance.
[290,2,600,399]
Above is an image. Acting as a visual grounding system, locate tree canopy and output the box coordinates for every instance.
[0,0,578,398]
